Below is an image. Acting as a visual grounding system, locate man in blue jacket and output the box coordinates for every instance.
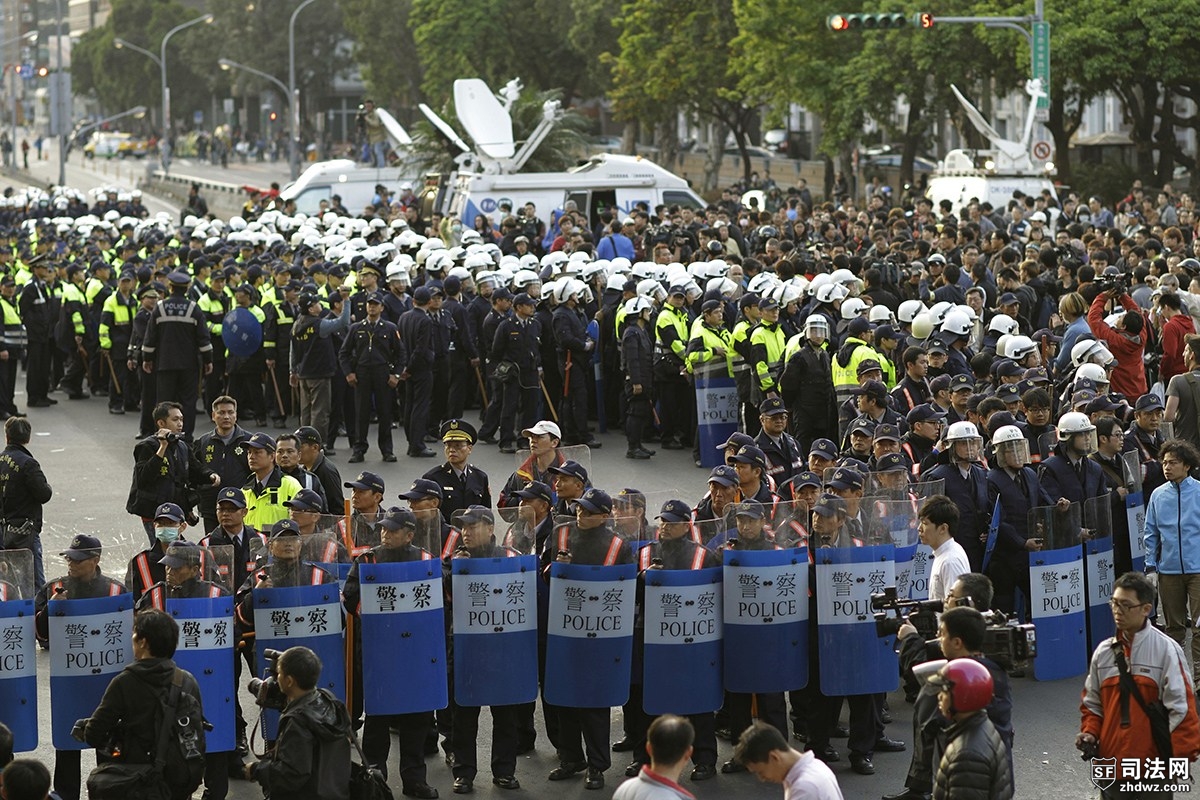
[1144,438,1200,684]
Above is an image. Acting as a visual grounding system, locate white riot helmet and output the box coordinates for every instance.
[992,425,1031,468]
[940,310,972,338]
[987,314,1019,336]
[807,272,832,297]
[927,301,954,327]
[1004,335,1038,362]
[816,283,845,305]
[955,304,979,324]
[512,269,541,290]
[777,283,805,308]
[747,272,779,296]
[624,296,654,318]
[944,421,983,463]
[910,312,934,341]
[1074,362,1110,388]
[897,300,927,325]
[804,314,829,341]
[1071,339,1102,368]
[869,304,896,324]
[637,278,666,304]
[840,297,868,320]
[554,278,584,305]
[1057,412,1097,454]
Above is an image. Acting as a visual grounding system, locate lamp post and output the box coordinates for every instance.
[51,0,64,185]
[160,13,213,171]
[288,0,317,180]
[218,58,290,169]
[113,39,162,127]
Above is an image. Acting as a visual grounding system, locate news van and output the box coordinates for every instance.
[280,159,422,216]
[428,153,705,232]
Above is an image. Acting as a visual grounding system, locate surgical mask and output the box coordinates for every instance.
[156,526,181,543]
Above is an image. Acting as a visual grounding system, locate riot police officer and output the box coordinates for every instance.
[340,291,406,464]
[423,419,491,523]
[141,271,213,438]
[490,292,541,454]
[398,287,436,458]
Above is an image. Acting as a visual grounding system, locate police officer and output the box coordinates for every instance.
[749,295,785,407]
[427,282,454,440]
[446,506,522,793]
[292,288,351,447]
[542,489,633,790]
[196,267,231,410]
[755,398,804,487]
[133,540,227,610]
[141,271,212,438]
[57,263,90,399]
[125,502,191,606]
[343,508,439,799]
[263,281,300,427]
[193,396,253,533]
[225,284,268,426]
[234,519,338,628]
[242,432,303,531]
[623,500,721,781]
[98,269,138,414]
[475,286,513,445]
[621,296,655,460]
[490,292,541,454]
[34,534,127,800]
[925,422,992,570]
[442,275,480,420]
[778,314,837,454]
[339,290,405,464]
[0,275,24,418]
[423,419,491,524]
[552,280,599,448]
[17,257,54,407]
[398,287,436,458]
[654,286,691,450]
[339,471,387,558]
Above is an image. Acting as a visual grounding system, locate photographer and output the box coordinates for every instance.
[885,577,1014,800]
[0,416,53,589]
[1087,280,1149,399]
[125,402,219,546]
[244,646,353,800]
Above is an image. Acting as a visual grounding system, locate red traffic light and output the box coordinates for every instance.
[917,11,935,28]
[269,112,278,121]
[827,14,851,31]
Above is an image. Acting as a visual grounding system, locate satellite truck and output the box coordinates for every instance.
[283,78,704,225]
[926,79,1058,217]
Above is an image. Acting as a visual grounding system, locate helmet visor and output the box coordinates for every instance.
[996,438,1030,469]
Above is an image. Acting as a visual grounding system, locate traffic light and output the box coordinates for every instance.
[914,11,935,28]
[269,111,278,121]
[827,13,909,31]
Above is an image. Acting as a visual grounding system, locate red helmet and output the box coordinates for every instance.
[935,658,993,714]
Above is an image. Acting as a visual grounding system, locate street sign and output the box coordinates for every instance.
[223,98,235,115]
[1032,141,1052,161]
[193,110,203,125]
[1032,21,1051,120]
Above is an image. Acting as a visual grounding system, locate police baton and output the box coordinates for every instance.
[539,377,559,423]
[266,367,287,419]
[101,349,121,395]
[473,363,489,409]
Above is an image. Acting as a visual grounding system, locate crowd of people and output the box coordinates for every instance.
[1,173,1200,800]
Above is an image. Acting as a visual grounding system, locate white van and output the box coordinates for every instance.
[436,154,705,234]
[281,158,422,216]
[927,150,1058,216]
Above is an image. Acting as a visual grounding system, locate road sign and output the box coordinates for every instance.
[1032,141,1052,160]
[1032,21,1051,120]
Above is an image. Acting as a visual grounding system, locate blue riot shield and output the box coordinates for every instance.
[359,560,448,715]
[1028,503,1087,681]
[868,497,931,601]
[49,592,134,749]
[816,545,899,696]
[643,567,723,714]
[253,577,345,738]
[722,546,809,694]
[222,306,263,357]
[544,562,637,708]
[452,555,539,707]
[0,551,36,751]
[1083,495,1116,653]
[165,545,235,753]
[1123,451,1147,573]
[693,363,739,468]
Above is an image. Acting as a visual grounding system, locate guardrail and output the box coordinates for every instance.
[144,168,247,219]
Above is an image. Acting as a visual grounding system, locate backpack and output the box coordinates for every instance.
[159,667,207,799]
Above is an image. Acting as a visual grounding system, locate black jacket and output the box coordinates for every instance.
[251,688,352,800]
[309,454,344,516]
[397,308,433,371]
[621,322,653,387]
[84,658,204,766]
[192,426,252,517]
[0,443,52,531]
[126,435,216,520]
[931,711,1014,800]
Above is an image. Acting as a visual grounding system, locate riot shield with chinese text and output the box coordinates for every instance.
[815,545,898,695]
[1027,503,1087,681]
[1083,494,1116,652]
[694,366,740,468]
[1123,450,1147,572]
[723,546,808,693]
[869,498,929,601]
[0,550,35,751]
[643,566,724,714]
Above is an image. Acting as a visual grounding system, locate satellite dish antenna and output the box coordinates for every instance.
[454,78,516,160]
[374,108,412,148]
[419,103,471,154]
[949,79,1044,173]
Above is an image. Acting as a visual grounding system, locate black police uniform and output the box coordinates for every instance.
[428,307,454,438]
[755,428,805,488]
[491,312,541,450]
[476,305,510,442]
[17,268,53,405]
[343,543,437,790]
[124,540,173,605]
[398,306,435,456]
[263,300,298,425]
[338,315,406,460]
[140,286,213,437]
[779,339,837,454]
[552,304,592,445]
[443,296,478,419]
[621,320,654,455]
[192,426,253,532]
[423,465,491,524]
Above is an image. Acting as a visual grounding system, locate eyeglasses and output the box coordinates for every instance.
[1109,598,1148,612]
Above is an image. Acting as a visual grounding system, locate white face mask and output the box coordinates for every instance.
[155,526,181,544]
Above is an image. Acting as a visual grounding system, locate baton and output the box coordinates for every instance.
[266,367,286,419]
[474,363,489,409]
[77,343,97,393]
[101,349,121,395]
[539,377,559,423]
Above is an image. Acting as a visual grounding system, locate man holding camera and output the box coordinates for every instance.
[244,646,353,800]
[885,575,1014,800]
[1087,281,1148,400]
[126,401,220,546]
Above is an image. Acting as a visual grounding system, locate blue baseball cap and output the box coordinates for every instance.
[656,499,692,523]
[345,471,386,493]
[576,488,613,514]
[154,502,185,522]
[515,481,553,505]
[284,488,324,512]
[708,465,739,487]
[809,439,839,461]
[398,478,443,501]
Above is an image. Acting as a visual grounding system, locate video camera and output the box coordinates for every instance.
[871,587,1038,671]
[247,648,287,710]
[1095,272,1127,296]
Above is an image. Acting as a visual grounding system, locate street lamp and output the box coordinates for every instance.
[113,38,163,68]
[160,13,213,171]
[288,0,318,180]
[218,57,291,168]
[51,0,64,185]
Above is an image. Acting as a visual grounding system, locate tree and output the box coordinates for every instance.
[610,0,763,190]
[340,0,423,114]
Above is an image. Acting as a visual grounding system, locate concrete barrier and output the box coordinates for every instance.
[144,169,247,220]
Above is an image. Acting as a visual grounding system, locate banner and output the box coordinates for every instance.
[544,563,637,708]
[722,548,808,693]
[1028,503,1087,681]
[452,555,538,707]
[359,560,448,715]
[694,367,739,468]
[0,550,35,751]
[49,593,134,749]
[815,545,899,696]
[253,581,345,738]
[643,567,723,715]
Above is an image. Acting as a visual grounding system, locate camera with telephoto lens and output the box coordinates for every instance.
[247,648,287,710]
[1095,272,1127,296]
[871,587,942,640]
